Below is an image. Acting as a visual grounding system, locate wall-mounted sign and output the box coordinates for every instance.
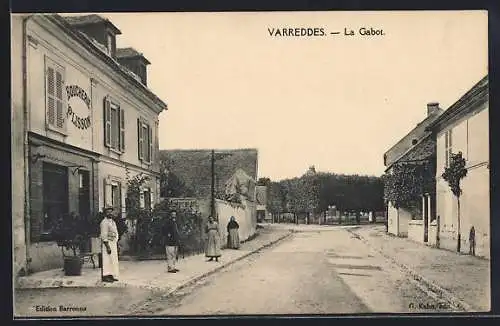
[66,85,91,130]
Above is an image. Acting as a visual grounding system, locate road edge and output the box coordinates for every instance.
[346,228,474,312]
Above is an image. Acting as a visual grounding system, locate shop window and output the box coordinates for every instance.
[41,162,68,241]
[45,57,66,133]
[104,97,125,152]
[137,118,153,163]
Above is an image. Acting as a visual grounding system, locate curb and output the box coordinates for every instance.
[346,228,474,312]
[157,231,294,297]
[16,231,293,292]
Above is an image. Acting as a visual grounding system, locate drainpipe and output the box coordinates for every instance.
[22,14,34,273]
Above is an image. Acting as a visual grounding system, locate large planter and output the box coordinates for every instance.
[63,256,82,276]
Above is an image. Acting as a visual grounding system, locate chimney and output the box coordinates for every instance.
[116,47,150,86]
[64,14,122,58]
[427,102,440,116]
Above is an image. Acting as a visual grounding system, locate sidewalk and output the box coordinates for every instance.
[349,225,491,312]
[16,226,292,294]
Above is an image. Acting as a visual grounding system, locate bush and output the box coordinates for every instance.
[53,212,88,257]
[130,200,205,258]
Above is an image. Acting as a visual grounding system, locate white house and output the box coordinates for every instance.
[384,103,443,237]
[426,76,489,258]
[11,14,167,274]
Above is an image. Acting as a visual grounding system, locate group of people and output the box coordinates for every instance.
[99,206,242,282]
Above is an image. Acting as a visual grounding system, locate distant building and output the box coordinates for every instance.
[159,148,258,201]
[384,102,444,237]
[426,76,489,258]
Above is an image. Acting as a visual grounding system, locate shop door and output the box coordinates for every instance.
[78,170,90,218]
[43,162,69,237]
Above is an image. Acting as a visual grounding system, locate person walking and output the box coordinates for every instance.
[227,216,240,249]
[100,206,119,282]
[162,209,181,273]
[205,216,221,262]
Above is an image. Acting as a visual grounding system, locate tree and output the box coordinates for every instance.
[442,151,468,252]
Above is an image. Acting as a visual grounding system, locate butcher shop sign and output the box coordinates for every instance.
[66,85,91,130]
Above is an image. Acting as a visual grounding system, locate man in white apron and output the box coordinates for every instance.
[100,206,119,282]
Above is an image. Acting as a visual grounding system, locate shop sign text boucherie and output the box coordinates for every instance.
[66,85,91,130]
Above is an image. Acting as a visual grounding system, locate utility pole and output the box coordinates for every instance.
[211,149,216,219]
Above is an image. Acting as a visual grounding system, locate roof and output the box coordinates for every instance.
[64,14,122,35]
[159,149,258,199]
[45,14,167,113]
[384,133,436,172]
[116,47,151,65]
[384,108,443,167]
[426,75,489,133]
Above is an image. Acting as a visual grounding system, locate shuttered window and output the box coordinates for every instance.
[137,118,153,163]
[104,97,125,152]
[45,57,65,132]
[104,178,122,217]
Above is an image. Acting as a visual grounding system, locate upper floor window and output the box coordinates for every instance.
[104,97,125,153]
[138,118,153,163]
[106,33,114,56]
[45,57,66,132]
[444,129,453,167]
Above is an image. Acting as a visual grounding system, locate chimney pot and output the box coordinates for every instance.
[427,102,439,116]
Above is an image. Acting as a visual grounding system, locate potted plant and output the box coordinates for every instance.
[53,212,88,276]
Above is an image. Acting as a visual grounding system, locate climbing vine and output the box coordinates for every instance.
[383,162,434,212]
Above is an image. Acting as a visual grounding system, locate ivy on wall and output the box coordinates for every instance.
[383,161,435,213]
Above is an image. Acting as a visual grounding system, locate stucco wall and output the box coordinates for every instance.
[408,220,425,243]
[12,15,27,276]
[436,105,489,258]
[387,202,411,237]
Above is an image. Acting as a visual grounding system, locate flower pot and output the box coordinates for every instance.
[63,256,82,276]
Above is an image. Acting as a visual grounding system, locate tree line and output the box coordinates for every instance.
[257,166,385,217]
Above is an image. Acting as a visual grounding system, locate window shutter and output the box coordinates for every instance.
[55,71,64,129]
[148,124,153,163]
[104,98,111,148]
[119,108,125,152]
[138,118,144,161]
[46,66,55,126]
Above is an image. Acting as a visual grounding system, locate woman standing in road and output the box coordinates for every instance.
[205,216,221,262]
[227,216,240,249]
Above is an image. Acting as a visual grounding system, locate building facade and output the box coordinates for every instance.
[427,76,489,258]
[12,14,167,274]
[384,103,443,237]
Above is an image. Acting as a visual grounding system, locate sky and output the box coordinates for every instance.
[66,11,487,181]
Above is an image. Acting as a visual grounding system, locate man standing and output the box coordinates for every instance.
[100,206,119,282]
[162,209,181,273]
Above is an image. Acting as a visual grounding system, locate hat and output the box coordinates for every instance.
[103,205,114,212]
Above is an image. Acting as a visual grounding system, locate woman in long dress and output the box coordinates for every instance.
[205,216,221,262]
[227,216,240,249]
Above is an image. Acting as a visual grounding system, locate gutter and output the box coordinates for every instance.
[22,14,34,274]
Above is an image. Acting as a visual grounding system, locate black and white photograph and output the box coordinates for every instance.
[11,10,490,317]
